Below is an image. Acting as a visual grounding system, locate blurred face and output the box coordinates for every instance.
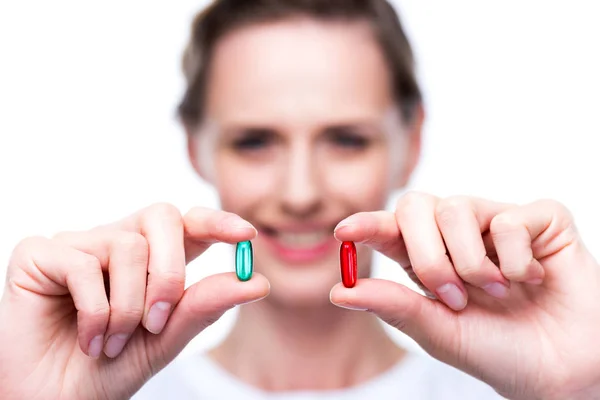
[188,19,421,307]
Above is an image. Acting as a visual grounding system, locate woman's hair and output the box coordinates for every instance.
[177,0,422,129]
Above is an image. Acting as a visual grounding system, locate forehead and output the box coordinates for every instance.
[205,18,394,126]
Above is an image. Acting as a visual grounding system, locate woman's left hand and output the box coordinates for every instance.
[331,192,600,400]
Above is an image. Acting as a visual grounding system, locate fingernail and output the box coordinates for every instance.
[436,283,467,311]
[483,282,510,298]
[237,294,269,306]
[329,290,367,311]
[146,302,172,334]
[332,302,368,311]
[334,224,350,233]
[334,217,357,233]
[88,334,104,358]
[104,333,129,358]
[229,217,256,232]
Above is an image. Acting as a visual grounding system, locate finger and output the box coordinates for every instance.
[146,272,270,369]
[109,203,184,335]
[329,279,457,357]
[102,232,149,358]
[334,211,410,267]
[395,192,468,311]
[490,199,577,284]
[54,230,150,357]
[183,206,258,262]
[10,237,110,359]
[435,196,510,298]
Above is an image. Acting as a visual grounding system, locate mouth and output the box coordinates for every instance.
[257,224,339,264]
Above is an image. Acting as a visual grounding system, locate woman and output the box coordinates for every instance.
[2,1,600,399]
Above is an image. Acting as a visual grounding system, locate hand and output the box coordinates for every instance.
[0,203,270,400]
[331,192,600,400]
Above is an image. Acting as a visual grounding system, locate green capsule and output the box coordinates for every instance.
[235,240,253,281]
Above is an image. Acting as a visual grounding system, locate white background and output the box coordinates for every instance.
[1,1,599,354]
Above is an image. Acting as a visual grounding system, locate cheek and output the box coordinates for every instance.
[214,155,277,213]
[321,151,391,211]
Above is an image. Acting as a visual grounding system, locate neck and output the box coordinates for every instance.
[209,297,405,392]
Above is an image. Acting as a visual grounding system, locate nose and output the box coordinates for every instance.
[278,141,322,217]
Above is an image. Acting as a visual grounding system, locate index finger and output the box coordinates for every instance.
[182,206,258,263]
[334,211,410,267]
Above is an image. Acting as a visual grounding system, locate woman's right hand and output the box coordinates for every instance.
[0,203,270,400]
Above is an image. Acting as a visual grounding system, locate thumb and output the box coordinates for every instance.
[147,272,270,368]
[330,278,458,355]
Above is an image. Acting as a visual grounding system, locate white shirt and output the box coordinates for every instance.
[132,351,505,399]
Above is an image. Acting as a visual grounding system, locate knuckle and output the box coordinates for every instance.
[150,271,185,294]
[395,191,433,218]
[443,195,471,209]
[109,305,145,324]
[146,202,182,221]
[413,256,450,282]
[435,196,470,227]
[397,190,424,208]
[498,258,533,280]
[455,260,484,281]
[535,198,565,212]
[79,253,102,272]
[490,214,521,235]
[499,265,526,280]
[183,206,207,225]
[162,271,186,288]
[515,258,542,280]
[52,230,79,242]
[12,236,47,254]
[66,256,104,289]
[8,236,48,276]
[536,199,574,222]
[79,303,110,321]
[112,231,149,258]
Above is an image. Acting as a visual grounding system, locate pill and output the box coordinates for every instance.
[340,241,357,288]
[236,240,253,281]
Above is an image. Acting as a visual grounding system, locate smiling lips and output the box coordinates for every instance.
[258,227,339,264]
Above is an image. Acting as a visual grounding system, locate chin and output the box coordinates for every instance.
[255,259,341,308]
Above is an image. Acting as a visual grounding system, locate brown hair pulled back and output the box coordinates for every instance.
[178,0,422,129]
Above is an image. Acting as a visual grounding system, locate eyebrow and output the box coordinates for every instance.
[220,118,383,135]
[220,125,279,138]
[323,123,381,136]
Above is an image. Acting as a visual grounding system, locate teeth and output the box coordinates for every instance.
[277,231,328,248]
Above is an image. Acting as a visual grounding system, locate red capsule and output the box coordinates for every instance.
[340,241,357,288]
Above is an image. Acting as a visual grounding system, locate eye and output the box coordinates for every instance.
[326,126,370,149]
[231,128,276,151]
